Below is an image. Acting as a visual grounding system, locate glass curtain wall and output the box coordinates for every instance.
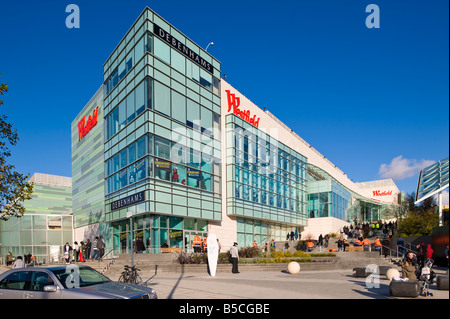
[111,215,208,254]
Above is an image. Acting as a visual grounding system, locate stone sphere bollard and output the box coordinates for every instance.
[386,268,400,281]
[287,262,301,274]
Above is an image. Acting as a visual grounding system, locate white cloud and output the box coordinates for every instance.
[378,156,435,181]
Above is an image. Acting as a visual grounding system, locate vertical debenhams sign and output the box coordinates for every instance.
[110,191,145,211]
[153,24,213,74]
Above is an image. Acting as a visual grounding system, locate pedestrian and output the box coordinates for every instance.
[217,239,222,253]
[230,242,240,274]
[6,252,13,266]
[294,231,298,241]
[193,233,202,253]
[426,244,434,259]
[63,242,72,264]
[13,256,25,269]
[416,243,425,268]
[135,237,146,254]
[85,239,91,260]
[73,241,79,262]
[92,237,100,260]
[290,231,295,241]
[337,237,343,252]
[99,236,106,259]
[326,234,331,248]
[79,241,86,262]
[252,240,258,248]
[270,239,276,252]
[203,236,208,253]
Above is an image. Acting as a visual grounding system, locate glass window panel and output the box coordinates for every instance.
[154,158,171,181]
[137,135,147,159]
[135,80,146,116]
[128,164,136,184]
[128,142,136,164]
[171,49,185,74]
[146,33,153,53]
[154,37,170,64]
[120,149,127,169]
[118,61,126,81]
[201,107,212,135]
[187,60,200,82]
[172,164,186,185]
[119,169,127,188]
[147,77,153,109]
[154,81,171,116]
[118,100,126,130]
[201,153,212,173]
[111,107,119,137]
[148,134,153,155]
[188,149,200,169]
[126,92,135,123]
[200,69,212,90]
[136,158,147,181]
[113,173,119,192]
[186,99,200,130]
[187,168,200,188]
[155,136,171,160]
[171,90,186,123]
[136,36,145,61]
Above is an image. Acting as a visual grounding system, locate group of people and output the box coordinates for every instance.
[400,245,437,281]
[5,252,35,269]
[286,231,299,241]
[343,220,397,239]
[63,236,105,264]
[192,233,222,254]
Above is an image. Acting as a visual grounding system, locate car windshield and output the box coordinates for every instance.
[51,267,111,288]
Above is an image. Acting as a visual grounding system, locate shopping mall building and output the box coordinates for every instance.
[70,7,402,255]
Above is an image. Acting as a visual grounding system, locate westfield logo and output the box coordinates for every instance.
[225,90,260,128]
[373,190,393,197]
[78,106,99,141]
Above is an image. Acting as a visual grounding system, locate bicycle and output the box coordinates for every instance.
[118,265,145,286]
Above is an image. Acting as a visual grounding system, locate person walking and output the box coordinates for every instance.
[91,237,100,260]
[230,242,240,274]
[337,237,343,252]
[73,241,79,263]
[85,239,91,260]
[217,239,222,253]
[98,236,106,259]
[426,244,434,259]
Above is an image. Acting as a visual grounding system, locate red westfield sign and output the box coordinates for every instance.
[78,106,99,141]
[225,90,260,128]
[372,190,393,197]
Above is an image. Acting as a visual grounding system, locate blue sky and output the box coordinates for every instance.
[0,0,448,198]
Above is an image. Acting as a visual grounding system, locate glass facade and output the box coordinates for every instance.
[111,215,208,254]
[100,8,222,253]
[0,175,73,259]
[237,217,299,247]
[226,114,308,226]
[71,87,105,228]
[308,180,352,220]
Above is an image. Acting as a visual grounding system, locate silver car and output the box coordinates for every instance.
[0,265,157,299]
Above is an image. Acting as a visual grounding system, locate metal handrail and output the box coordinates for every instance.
[99,249,115,261]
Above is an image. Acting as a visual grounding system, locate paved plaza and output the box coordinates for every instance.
[144,268,449,300]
